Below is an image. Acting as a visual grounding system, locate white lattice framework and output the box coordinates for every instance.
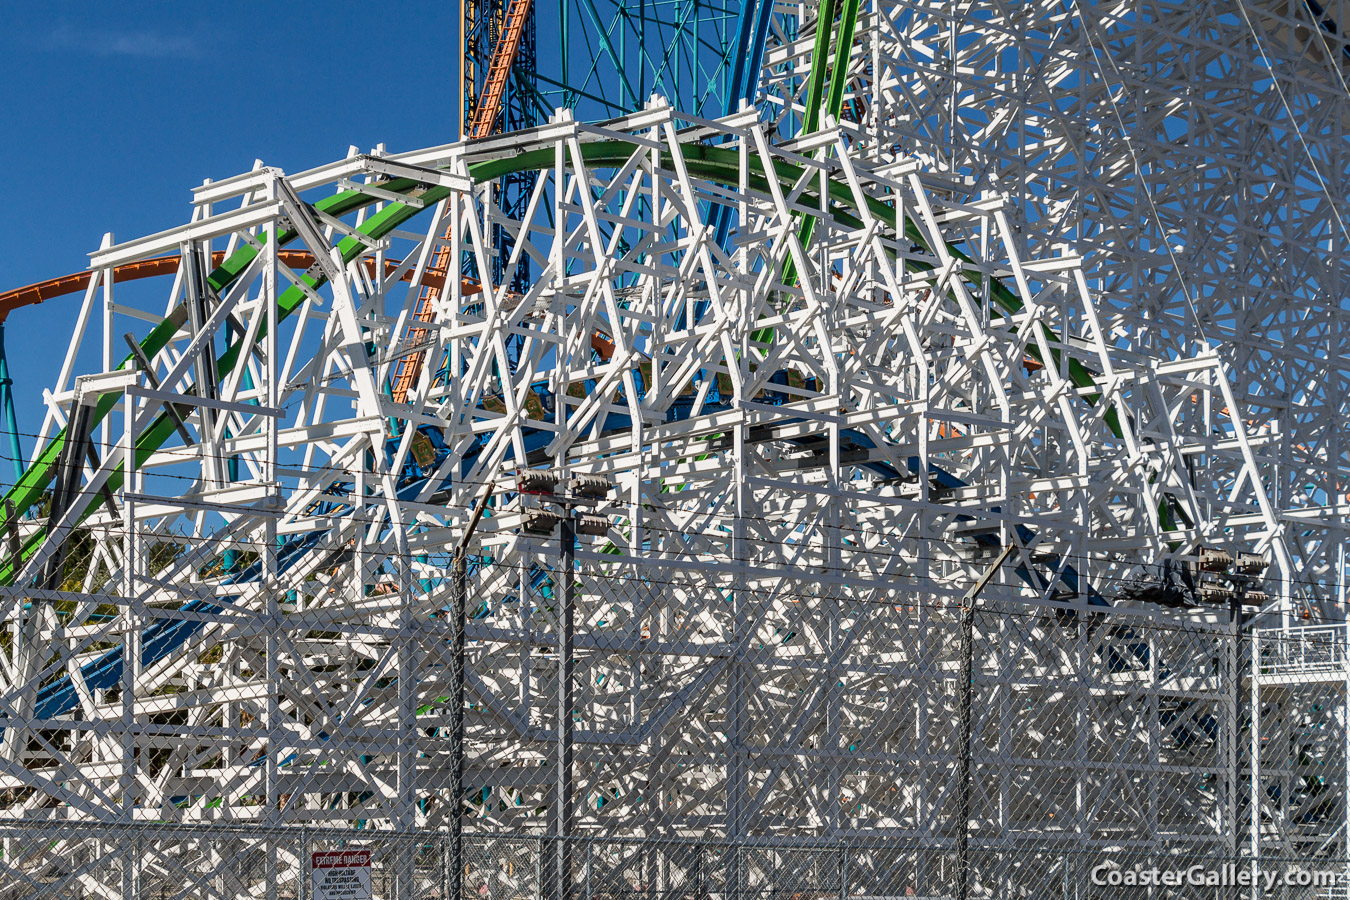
[0,98,1282,870]
[0,1,1346,895]
[757,0,1350,621]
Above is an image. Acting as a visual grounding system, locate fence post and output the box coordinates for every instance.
[451,551,468,900]
[299,827,309,900]
[956,598,976,900]
[554,515,576,900]
[955,545,1013,900]
[1249,628,1261,900]
[584,841,592,900]
[838,846,848,900]
[1228,597,1242,873]
[1333,621,1350,900]
[120,831,134,900]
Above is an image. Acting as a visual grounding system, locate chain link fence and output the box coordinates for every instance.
[0,558,1346,897]
[0,826,1347,899]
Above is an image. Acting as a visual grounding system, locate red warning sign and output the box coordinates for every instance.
[311,850,372,900]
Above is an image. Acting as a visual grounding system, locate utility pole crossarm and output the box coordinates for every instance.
[454,480,497,565]
[449,478,495,900]
[961,542,1018,608]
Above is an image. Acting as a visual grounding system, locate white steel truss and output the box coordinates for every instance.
[0,0,1346,892]
[757,0,1350,623]
[0,101,1282,871]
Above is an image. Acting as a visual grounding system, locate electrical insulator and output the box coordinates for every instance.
[518,470,561,495]
[1198,547,1232,573]
[1235,552,1268,576]
[522,509,562,535]
[570,475,612,499]
[575,513,611,536]
[1200,583,1234,604]
[1240,589,1269,607]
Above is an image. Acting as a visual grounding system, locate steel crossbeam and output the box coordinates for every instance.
[0,96,1310,896]
[759,0,1350,627]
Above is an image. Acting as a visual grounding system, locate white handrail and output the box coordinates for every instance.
[1255,623,1350,676]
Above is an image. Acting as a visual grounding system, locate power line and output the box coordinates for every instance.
[1,429,1339,601]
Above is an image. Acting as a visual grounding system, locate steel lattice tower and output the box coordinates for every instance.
[464,0,542,291]
[539,0,744,119]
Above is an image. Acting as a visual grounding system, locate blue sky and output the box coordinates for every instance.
[0,1,462,463]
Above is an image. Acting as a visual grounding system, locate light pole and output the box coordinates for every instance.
[519,471,613,900]
[450,481,495,900]
[1194,545,1268,894]
[956,542,1015,900]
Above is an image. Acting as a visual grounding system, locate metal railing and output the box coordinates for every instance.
[1256,624,1350,677]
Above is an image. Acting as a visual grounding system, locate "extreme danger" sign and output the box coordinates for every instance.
[311,849,372,900]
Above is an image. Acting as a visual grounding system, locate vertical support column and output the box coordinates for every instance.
[121,382,139,900]
[0,324,24,486]
[101,249,114,458]
[1147,631,1160,847]
[396,446,418,897]
[1073,613,1088,877]
[262,181,282,900]
[1249,629,1261,900]
[545,138,567,900]
[555,513,576,900]
[450,552,469,900]
[825,264,842,837]
[955,545,1013,900]
[724,134,749,900]
[727,421,747,900]
[397,578,417,899]
[955,597,975,900]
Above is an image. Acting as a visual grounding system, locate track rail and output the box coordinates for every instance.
[395,0,535,403]
[0,251,470,322]
[468,0,536,140]
[0,137,1118,571]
